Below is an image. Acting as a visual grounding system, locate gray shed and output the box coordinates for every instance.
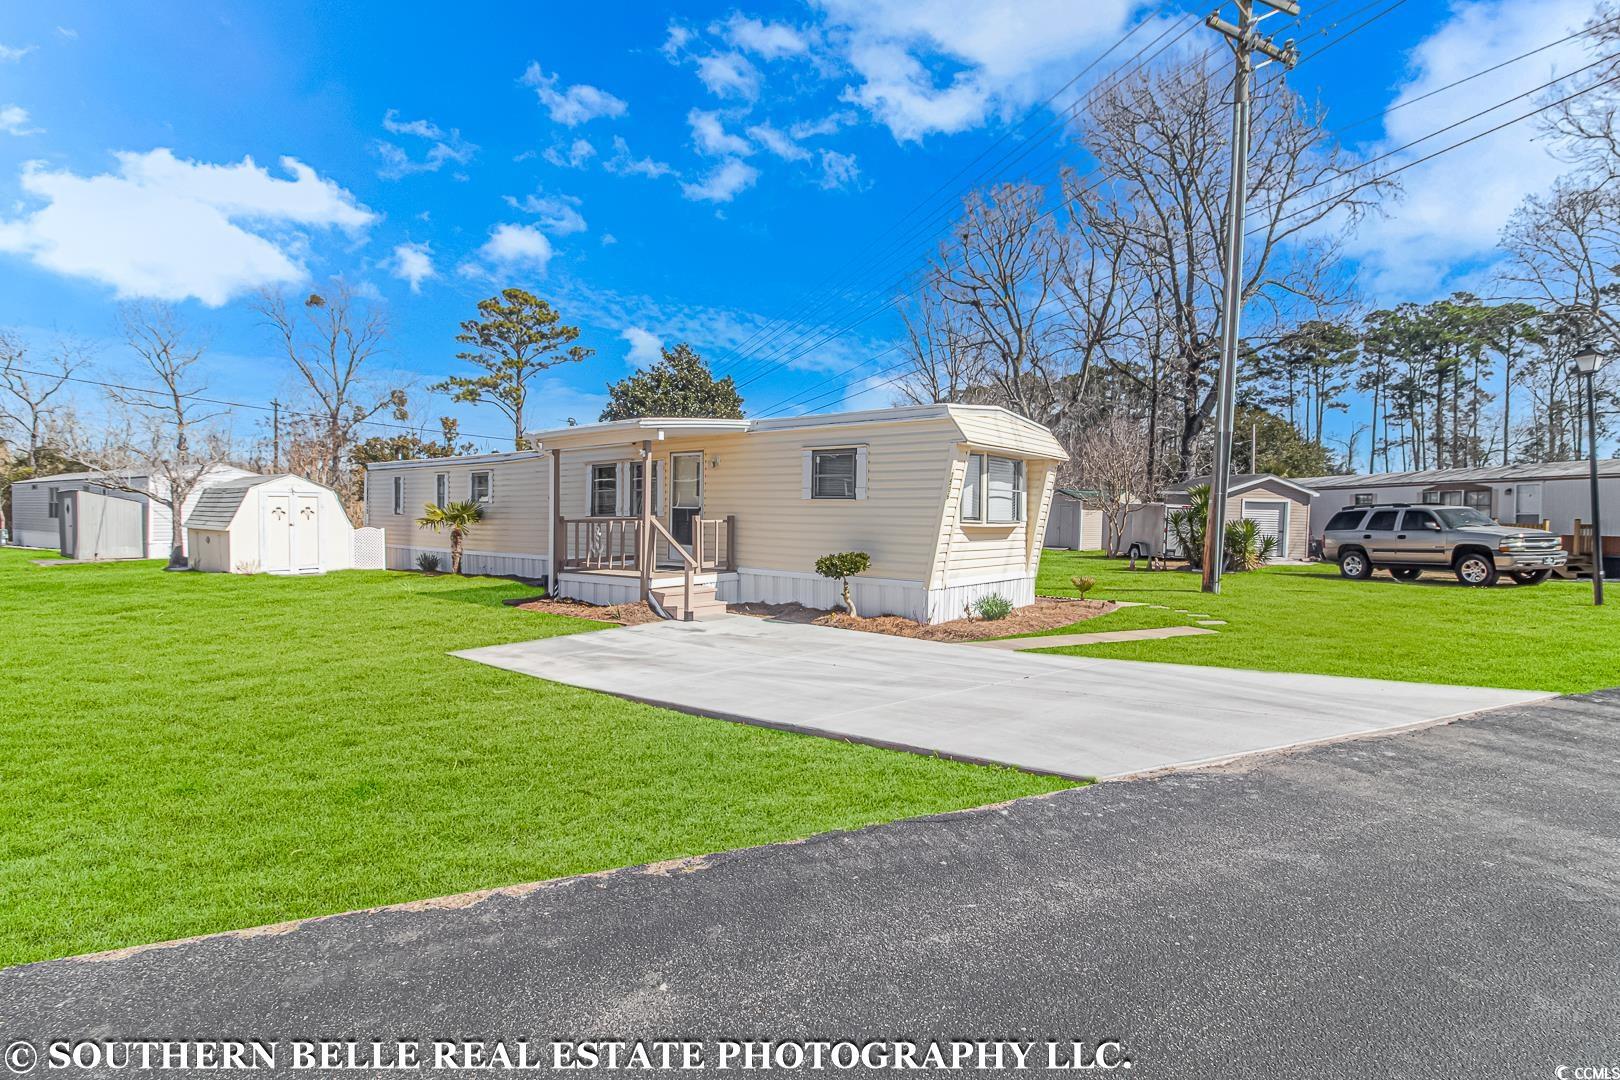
[1163,473,1319,561]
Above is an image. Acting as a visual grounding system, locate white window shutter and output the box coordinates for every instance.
[854,446,869,500]
[801,450,813,500]
[487,470,495,505]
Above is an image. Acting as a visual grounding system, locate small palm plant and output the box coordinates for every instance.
[417,500,484,575]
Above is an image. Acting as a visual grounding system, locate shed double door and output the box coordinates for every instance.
[262,492,323,574]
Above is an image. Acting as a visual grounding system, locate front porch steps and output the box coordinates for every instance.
[651,582,730,621]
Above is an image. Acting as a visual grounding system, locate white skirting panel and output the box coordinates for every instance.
[718,568,931,622]
[556,573,639,606]
[926,574,1037,624]
[386,545,549,581]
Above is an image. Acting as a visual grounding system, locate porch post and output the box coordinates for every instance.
[639,439,653,602]
[551,449,564,593]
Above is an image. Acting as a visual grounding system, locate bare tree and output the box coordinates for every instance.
[96,304,231,568]
[1079,57,1393,477]
[0,333,90,470]
[255,283,404,502]
[895,287,991,404]
[1541,3,1620,181]
[1073,412,1151,555]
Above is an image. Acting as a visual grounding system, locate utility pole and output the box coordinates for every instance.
[271,398,282,472]
[1201,0,1298,594]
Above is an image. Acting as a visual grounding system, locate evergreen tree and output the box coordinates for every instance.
[599,344,744,421]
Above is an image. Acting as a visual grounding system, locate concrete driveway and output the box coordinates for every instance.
[455,617,1550,779]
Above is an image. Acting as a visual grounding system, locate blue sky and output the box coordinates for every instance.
[0,0,1602,454]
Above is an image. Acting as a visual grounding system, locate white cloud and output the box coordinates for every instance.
[1340,0,1597,297]
[723,15,811,60]
[375,110,477,179]
[0,43,34,62]
[604,136,674,179]
[818,148,860,189]
[696,51,762,101]
[56,27,78,40]
[688,109,753,157]
[543,138,596,168]
[506,190,587,235]
[0,148,374,305]
[681,159,759,203]
[789,111,857,139]
[601,233,618,246]
[662,22,696,60]
[0,105,41,136]
[477,223,553,271]
[389,242,435,293]
[747,122,811,161]
[521,62,628,126]
[812,0,1143,141]
[621,326,664,367]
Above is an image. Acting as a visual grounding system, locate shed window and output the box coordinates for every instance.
[470,471,492,504]
[391,476,404,516]
[811,449,858,499]
[963,454,1025,523]
[590,464,617,517]
[47,488,60,519]
[434,473,448,509]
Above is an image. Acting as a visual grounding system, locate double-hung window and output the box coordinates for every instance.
[961,454,1025,524]
[391,476,405,516]
[434,473,449,508]
[590,464,618,517]
[628,461,659,515]
[810,449,858,499]
[469,470,492,505]
[47,488,60,519]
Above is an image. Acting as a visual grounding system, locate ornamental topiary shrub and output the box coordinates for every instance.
[815,551,871,617]
[974,593,1014,621]
[1070,575,1096,598]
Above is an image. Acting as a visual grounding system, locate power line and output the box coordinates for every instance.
[1,366,514,447]
[757,14,1612,419]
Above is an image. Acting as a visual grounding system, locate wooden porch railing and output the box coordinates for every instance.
[560,517,642,570]
[648,516,699,621]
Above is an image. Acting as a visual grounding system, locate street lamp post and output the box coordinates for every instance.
[1571,344,1606,606]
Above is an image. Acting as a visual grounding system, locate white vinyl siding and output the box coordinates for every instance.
[365,453,549,565]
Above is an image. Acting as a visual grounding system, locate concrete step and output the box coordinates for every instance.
[651,584,729,621]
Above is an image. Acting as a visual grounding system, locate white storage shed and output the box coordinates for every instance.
[184,474,354,575]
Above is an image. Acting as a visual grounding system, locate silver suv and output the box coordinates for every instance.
[1320,504,1567,586]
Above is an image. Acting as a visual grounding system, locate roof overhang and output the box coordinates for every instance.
[526,418,752,450]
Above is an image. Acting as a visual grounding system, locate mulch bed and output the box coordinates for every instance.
[727,596,1115,642]
[507,595,663,625]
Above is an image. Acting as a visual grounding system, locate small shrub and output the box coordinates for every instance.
[974,593,1014,621]
[815,551,871,617]
[416,552,442,573]
[1070,575,1096,598]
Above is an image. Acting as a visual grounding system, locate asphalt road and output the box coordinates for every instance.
[3,693,1618,1079]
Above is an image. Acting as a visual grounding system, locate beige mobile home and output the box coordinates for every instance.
[363,450,551,579]
[361,405,1066,623]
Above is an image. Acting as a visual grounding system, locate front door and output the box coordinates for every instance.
[670,452,703,546]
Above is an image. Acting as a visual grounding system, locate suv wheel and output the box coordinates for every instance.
[1339,550,1372,580]
[1391,567,1422,582]
[1454,552,1498,587]
[1510,569,1552,586]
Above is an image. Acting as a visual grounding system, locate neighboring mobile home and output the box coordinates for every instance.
[362,404,1067,623]
[1297,461,1620,539]
[7,465,258,560]
[185,474,357,575]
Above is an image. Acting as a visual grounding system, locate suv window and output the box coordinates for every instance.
[1401,510,1441,532]
[1325,510,1365,531]
[1364,510,1399,531]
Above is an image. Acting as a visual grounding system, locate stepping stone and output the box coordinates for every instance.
[1196,619,1226,626]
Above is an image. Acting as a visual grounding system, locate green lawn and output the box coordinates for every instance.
[0,549,1071,967]
[1034,550,1620,693]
